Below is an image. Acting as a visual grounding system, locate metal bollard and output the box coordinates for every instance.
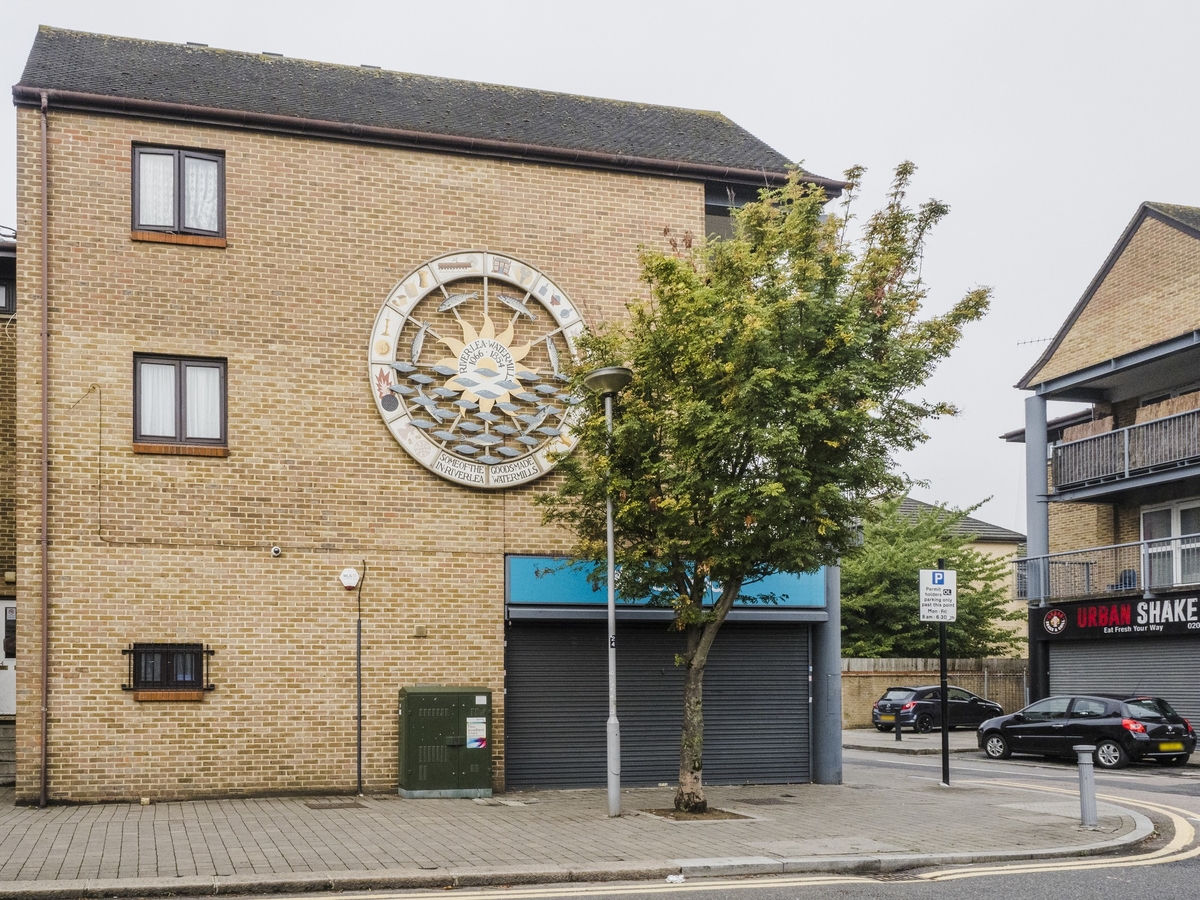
[1074,744,1097,828]
[894,715,902,742]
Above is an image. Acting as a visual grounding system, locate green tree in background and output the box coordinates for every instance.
[539,164,990,812]
[841,496,1024,658]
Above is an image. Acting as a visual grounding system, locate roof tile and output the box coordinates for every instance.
[16,27,817,180]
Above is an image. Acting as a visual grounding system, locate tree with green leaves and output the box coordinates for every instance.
[841,496,1024,658]
[538,163,990,812]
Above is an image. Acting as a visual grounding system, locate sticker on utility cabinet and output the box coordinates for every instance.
[466,717,487,749]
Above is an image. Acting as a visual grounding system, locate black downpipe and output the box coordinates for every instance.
[39,90,50,809]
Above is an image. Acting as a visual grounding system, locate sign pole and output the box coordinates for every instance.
[938,557,949,786]
[920,560,955,787]
[939,621,949,784]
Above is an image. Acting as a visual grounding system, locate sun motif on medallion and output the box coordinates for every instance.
[369,252,585,489]
[435,307,532,412]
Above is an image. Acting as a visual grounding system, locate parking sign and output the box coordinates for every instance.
[919,569,957,622]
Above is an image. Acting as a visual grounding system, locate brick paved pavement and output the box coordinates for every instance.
[0,754,1154,896]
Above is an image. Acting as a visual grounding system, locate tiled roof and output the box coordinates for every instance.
[15,27,837,188]
[1145,202,1200,236]
[899,498,1025,544]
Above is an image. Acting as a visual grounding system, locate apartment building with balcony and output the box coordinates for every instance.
[1009,202,1200,723]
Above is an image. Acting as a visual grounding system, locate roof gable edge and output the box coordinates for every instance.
[1015,203,1200,389]
[13,85,844,191]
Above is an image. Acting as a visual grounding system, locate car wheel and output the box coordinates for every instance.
[1161,755,1190,767]
[874,723,893,733]
[1094,739,1129,770]
[915,713,934,734]
[984,733,1010,759]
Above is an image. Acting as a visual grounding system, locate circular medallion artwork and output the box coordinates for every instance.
[369,251,587,488]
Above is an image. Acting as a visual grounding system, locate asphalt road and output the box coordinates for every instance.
[237,748,1200,900]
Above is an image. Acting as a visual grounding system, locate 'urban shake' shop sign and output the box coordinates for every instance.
[1033,596,1200,640]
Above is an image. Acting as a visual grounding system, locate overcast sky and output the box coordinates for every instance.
[4,1,1197,535]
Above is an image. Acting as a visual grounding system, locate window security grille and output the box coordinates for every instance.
[122,643,215,691]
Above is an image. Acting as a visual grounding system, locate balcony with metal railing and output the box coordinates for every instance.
[1052,407,1200,493]
[1015,535,1200,603]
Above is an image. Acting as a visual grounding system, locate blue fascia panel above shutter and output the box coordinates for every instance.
[505,554,826,609]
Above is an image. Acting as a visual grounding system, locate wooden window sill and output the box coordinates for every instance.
[132,231,227,248]
[134,443,228,457]
[133,690,206,702]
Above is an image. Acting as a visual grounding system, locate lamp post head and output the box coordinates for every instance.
[583,366,633,397]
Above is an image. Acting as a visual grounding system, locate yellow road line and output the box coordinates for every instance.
[272,781,1199,898]
[326,874,880,900]
[919,781,1197,881]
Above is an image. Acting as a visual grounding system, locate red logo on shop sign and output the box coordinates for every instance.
[1043,609,1067,635]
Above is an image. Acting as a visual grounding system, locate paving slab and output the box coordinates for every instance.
[0,757,1157,898]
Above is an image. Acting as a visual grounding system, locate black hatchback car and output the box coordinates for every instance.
[872,685,1004,733]
[977,694,1195,769]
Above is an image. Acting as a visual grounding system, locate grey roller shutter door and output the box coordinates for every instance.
[504,620,809,790]
[1049,638,1200,722]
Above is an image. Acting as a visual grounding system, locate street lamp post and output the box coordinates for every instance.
[583,365,633,817]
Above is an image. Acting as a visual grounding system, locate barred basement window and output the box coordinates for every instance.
[123,643,214,700]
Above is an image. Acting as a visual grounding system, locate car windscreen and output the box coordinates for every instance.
[882,689,914,701]
[1124,697,1178,719]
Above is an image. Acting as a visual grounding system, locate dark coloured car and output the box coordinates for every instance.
[872,685,1004,733]
[977,694,1196,769]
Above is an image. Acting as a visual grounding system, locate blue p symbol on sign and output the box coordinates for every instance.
[932,571,945,584]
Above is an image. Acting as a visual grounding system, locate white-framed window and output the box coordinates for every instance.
[1141,499,1200,589]
[134,354,226,448]
[132,146,224,236]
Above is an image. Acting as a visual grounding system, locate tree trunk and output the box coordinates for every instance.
[674,577,741,813]
[675,638,707,812]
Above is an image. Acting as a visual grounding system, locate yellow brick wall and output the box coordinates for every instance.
[971,540,1026,648]
[13,107,704,801]
[1116,505,1142,544]
[1049,501,1116,553]
[1034,216,1200,383]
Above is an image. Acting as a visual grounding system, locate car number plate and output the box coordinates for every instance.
[1159,742,1185,752]
[880,714,895,722]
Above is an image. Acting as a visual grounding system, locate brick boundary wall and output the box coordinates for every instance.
[841,658,1029,729]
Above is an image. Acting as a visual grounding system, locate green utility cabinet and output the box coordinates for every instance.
[397,686,493,798]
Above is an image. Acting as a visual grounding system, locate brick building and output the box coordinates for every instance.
[1009,202,1200,721]
[8,27,844,803]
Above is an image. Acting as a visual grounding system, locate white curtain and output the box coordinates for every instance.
[138,152,175,228]
[172,650,197,685]
[183,156,219,232]
[140,363,176,437]
[186,365,222,439]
